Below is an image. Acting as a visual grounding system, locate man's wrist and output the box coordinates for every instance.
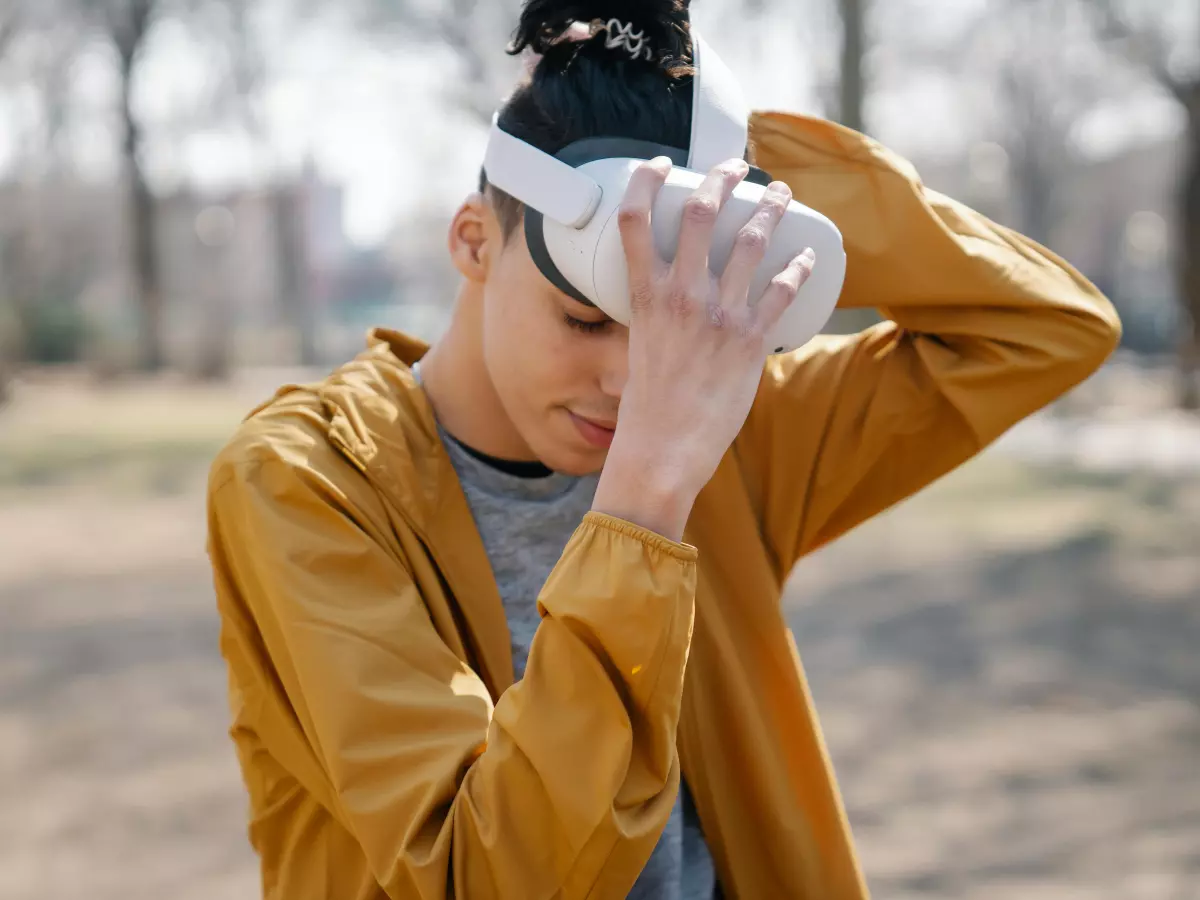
[593,439,698,542]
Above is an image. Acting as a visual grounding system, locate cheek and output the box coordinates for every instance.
[485,268,587,380]
[532,314,603,385]
[481,276,577,408]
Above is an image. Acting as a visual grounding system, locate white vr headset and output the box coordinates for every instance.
[483,29,846,354]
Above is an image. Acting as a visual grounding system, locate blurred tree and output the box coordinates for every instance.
[985,1,1106,248]
[189,1,286,379]
[168,1,318,376]
[0,3,16,405]
[731,0,860,128]
[836,0,867,133]
[304,0,521,125]
[3,0,292,378]
[909,0,1107,251]
[2,0,174,373]
[799,0,878,329]
[1086,0,1200,409]
[0,1,15,46]
[0,0,33,398]
[825,0,880,332]
[225,2,321,370]
[0,1,96,380]
[96,0,167,373]
[192,203,237,379]
[273,184,318,368]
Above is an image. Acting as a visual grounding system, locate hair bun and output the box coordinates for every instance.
[509,0,692,74]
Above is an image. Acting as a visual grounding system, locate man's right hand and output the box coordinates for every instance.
[592,157,816,542]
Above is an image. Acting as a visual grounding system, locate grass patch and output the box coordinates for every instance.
[0,434,226,492]
[0,372,256,492]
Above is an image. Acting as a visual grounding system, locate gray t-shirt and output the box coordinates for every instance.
[417,366,716,899]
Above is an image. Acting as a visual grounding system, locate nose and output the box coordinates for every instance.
[598,328,629,400]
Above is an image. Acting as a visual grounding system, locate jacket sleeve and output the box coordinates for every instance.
[207,455,696,899]
[734,113,1122,582]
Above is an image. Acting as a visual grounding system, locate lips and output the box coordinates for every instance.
[568,411,617,449]
[576,413,617,431]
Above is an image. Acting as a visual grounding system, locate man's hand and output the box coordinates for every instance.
[593,156,815,541]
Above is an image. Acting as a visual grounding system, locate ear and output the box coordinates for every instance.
[448,192,495,283]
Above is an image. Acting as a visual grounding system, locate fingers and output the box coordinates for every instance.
[718,181,792,309]
[756,248,816,335]
[619,156,672,313]
[669,159,749,287]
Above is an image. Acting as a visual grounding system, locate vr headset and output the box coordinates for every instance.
[482,29,846,354]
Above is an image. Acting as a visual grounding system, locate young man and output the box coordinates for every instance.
[205,8,1121,899]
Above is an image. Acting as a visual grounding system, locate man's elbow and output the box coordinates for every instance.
[1062,293,1123,380]
[1001,292,1125,422]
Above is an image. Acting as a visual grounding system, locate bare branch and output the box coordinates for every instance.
[100,0,157,62]
[0,0,27,51]
[100,0,126,44]
[320,0,517,124]
[1085,0,1189,103]
[837,0,866,132]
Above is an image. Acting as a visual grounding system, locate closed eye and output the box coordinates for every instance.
[563,312,611,334]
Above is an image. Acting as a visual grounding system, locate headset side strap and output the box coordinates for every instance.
[483,117,603,229]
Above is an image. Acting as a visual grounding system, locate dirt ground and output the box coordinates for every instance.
[1,368,1198,899]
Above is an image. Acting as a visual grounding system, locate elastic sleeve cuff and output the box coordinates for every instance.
[579,511,699,562]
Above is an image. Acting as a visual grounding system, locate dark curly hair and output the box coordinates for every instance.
[482,0,700,239]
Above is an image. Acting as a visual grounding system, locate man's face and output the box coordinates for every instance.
[477,205,630,476]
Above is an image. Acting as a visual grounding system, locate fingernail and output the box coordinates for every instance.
[801,247,816,263]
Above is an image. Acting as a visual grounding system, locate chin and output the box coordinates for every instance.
[529,440,606,477]
[518,410,610,477]
[531,432,608,477]
[553,451,608,478]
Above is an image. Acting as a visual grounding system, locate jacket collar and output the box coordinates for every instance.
[320,328,439,524]
[319,327,517,695]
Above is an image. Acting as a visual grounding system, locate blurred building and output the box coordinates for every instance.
[0,162,408,373]
[2,130,1184,374]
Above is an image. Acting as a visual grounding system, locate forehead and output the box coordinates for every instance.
[499,209,603,309]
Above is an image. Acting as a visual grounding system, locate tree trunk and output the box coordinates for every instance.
[838,0,866,133]
[0,242,17,404]
[193,206,235,381]
[115,11,165,373]
[1011,140,1058,249]
[820,0,877,335]
[273,187,318,367]
[124,81,164,371]
[0,209,35,391]
[1178,99,1200,410]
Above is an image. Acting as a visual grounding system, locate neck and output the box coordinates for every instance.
[420,281,538,462]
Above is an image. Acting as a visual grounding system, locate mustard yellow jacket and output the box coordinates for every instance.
[206,112,1121,899]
